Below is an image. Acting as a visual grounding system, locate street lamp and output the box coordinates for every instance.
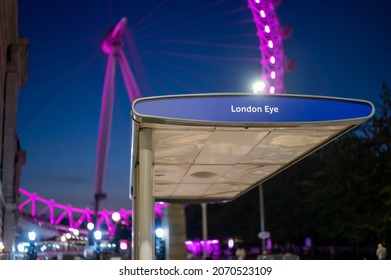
[87,222,95,246]
[28,231,36,242]
[27,231,37,260]
[87,222,95,231]
[155,228,165,239]
[94,230,102,241]
[155,227,166,260]
[112,212,121,223]
[94,230,103,260]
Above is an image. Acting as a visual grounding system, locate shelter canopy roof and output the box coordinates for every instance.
[131,93,374,203]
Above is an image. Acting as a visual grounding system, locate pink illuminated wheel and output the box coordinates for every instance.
[248,0,286,94]
[18,2,289,227]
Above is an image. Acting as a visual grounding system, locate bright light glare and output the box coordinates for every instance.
[268,40,273,48]
[270,56,276,64]
[252,81,266,93]
[94,230,102,241]
[17,243,25,253]
[228,238,235,249]
[87,222,95,231]
[260,10,266,18]
[155,228,165,239]
[28,231,36,241]
[120,240,128,250]
[264,25,270,33]
[270,86,275,94]
[271,71,276,79]
[112,212,121,222]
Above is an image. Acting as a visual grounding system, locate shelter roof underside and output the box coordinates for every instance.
[138,122,351,203]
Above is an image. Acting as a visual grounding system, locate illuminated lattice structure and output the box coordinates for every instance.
[18,188,167,235]
[248,0,286,93]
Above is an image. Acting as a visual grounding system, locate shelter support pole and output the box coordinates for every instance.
[134,128,155,259]
[259,184,266,253]
[201,202,208,259]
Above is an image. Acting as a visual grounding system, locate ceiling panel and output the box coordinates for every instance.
[217,164,281,184]
[153,130,211,164]
[194,130,269,164]
[204,183,249,195]
[154,183,177,197]
[154,164,190,184]
[202,191,240,199]
[240,130,335,164]
[172,183,211,197]
[181,164,232,184]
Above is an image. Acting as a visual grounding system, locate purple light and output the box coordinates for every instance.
[248,0,286,93]
[266,239,272,251]
[228,238,234,249]
[184,239,220,256]
[270,71,276,79]
[305,237,312,248]
[120,240,128,250]
[101,17,127,54]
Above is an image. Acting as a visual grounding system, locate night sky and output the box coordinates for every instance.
[17,0,391,210]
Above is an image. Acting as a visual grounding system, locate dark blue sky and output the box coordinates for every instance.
[17,0,391,210]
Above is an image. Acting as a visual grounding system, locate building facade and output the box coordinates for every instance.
[0,0,27,252]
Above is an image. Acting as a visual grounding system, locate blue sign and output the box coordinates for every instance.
[132,93,374,124]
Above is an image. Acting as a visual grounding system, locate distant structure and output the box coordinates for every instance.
[94,17,141,223]
[0,0,28,252]
[248,0,294,94]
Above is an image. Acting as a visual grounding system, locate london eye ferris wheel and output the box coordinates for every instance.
[93,0,291,220]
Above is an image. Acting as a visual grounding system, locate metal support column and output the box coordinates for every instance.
[201,202,208,259]
[259,184,266,253]
[134,128,155,259]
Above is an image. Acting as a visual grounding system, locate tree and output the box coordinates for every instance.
[366,82,391,242]
[263,83,391,254]
[184,83,391,258]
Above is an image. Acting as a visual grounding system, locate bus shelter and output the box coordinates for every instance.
[130,93,374,259]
